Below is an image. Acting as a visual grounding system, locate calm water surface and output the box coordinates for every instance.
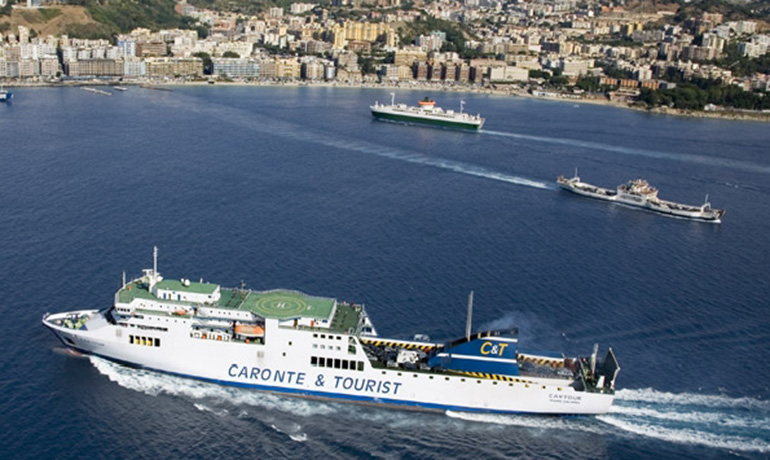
[0,86,768,459]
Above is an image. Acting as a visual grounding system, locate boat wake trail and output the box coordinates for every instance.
[89,356,439,431]
[276,126,551,190]
[160,96,551,191]
[89,356,335,417]
[599,388,770,453]
[449,388,770,454]
[90,357,768,453]
[483,130,770,174]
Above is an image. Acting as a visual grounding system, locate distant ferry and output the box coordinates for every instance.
[43,248,620,415]
[0,88,12,102]
[557,171,725,222]
[371,93,485,130]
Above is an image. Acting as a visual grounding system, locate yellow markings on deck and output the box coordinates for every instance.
[452,370,536,384]
[359,338,437,352]
[516,354,565,368]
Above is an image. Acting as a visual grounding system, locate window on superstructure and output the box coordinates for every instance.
[341,360,349,370]
[319,357,325,367]
[311,356,318,366]
[348,345,356,355]
[129,335,134,344]
[357,362,364,371]
[334,359,341,369]
[155,338,160,347]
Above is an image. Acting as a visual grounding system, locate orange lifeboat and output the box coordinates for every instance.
[235,324,265,337]
[417,97,436,107]
[173,309,188,316]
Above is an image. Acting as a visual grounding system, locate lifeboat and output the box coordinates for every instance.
[235,324,265,337]
[417,97,436,107]
[173,309,188,316]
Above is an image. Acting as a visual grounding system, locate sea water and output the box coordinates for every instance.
[0,86,768,459]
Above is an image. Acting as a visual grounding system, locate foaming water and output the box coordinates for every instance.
[90,356,769,454]
[89,356,338,417]
[447,387,770,454]
[599,388,770,453]
[483,129,770,174]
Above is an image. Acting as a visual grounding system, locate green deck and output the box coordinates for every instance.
[238,289,335,319]
[156,279,218,295]
[117,281,337,321]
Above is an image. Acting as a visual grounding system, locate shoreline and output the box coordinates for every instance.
[4,78,769,122]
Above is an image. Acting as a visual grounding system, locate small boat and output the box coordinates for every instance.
[0,87,12,102]
[417,97,436,107]
[557,170,725,222]
[371,93,485,130]
[234,324,265,337]
[112,86,128,92]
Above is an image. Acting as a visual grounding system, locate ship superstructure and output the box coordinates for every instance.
[43,248,619,415]
[370,94,485,130]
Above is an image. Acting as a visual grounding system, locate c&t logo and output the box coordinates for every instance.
[480,341,509,356]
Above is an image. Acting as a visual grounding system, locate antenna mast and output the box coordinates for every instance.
[465,290,474,340]
[153,246,158,277]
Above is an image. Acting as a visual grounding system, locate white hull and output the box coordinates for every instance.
[44,310,613,414]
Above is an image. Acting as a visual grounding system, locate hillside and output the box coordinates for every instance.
[1,0,194,39]
[0,6,103,37]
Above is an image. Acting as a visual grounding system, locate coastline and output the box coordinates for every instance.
[4,77,769,122]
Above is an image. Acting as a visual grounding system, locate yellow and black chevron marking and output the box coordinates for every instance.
[516,354,565,368]
[360,338,436,352]
[451,371,535,384]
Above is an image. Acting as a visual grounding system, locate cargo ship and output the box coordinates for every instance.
[43,248,619,415]
[370,94,485,130]
[557,171,725,222]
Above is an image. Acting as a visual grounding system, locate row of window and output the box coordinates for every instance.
[313,333,343,341]
[310,356,365,371]
[129,335,160,347]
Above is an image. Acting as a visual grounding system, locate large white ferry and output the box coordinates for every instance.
[43,248,619,415]
[370,94,485,130]
[558,172,725,222]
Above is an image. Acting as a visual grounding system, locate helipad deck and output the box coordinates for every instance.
[219,288,336,320]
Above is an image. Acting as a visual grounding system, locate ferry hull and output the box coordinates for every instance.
[371,110,483,130]
[43,313,614,415]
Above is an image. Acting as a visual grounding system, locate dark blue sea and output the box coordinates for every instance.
[1,85,769,459]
